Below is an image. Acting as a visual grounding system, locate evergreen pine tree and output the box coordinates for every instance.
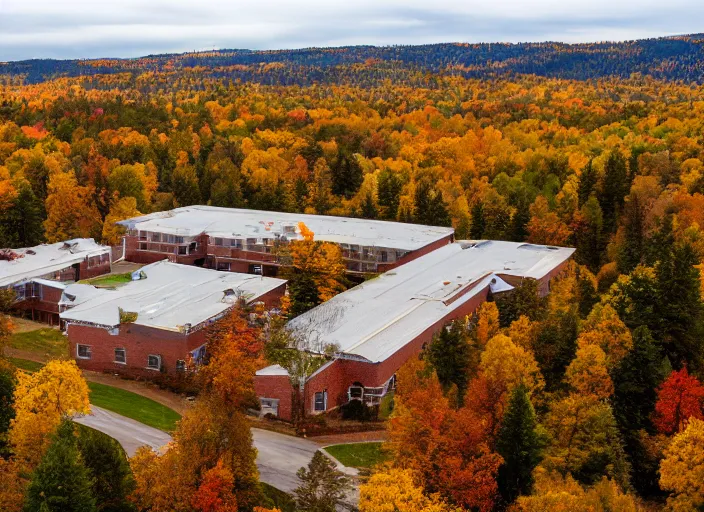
[496,385,543,504]
[470,201,485,239]
[0,182,44,248]
[360,192,377,219]
[413,181,432,224]
[427,320,474,404]
[618,193,646,273]
[76,425,135,512]
[577,160,597,207]
[510,200,530,242]
[331,153,362,199]
[377,169,402,220]
[24,420,97,512]
[576,196,604,272]
[293,451,350,512]
[427,190,451,227]
[288,271,321,318]
[0,366,15,456]
[599,150,628,234]
[655,239,704,369]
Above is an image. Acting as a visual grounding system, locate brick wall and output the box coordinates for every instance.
[253,375,294,420]
[68,322,207,378]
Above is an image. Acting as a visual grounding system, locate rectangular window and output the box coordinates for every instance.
[76,344,92,360]
[139,243,148,251]
[314,391,327,412]
[175,236,185,244]
[380,251,388,262]
[151,232,161,242]
[178,246,187,255]
[114,348,126,364]
[176,359,186,372]
[147,354,161,370]
[214,237,223,246]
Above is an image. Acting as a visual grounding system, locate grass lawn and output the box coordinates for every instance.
[324,441,387,469]
[7,357,181,432]
[80,272,133,287]
[10,328,68,359]
[87,382,181,432]
[8,357,44,372]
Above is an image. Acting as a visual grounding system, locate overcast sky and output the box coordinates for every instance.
[1,0,702,61]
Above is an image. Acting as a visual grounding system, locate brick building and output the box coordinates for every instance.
[0,239,111,325]
[255,240,575,420]
[61,260,286,377]
[118,206,454,276]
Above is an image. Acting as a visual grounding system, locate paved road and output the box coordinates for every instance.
[77,407,359,508]
[75,406,172,456]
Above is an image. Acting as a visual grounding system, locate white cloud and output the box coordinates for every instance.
[0,0,701,60]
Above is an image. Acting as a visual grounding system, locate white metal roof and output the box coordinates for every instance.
[0,239,110,288]
[256,364,291,377]
[287,241,575,363]
[118,206,454,251]
[60,260,286,332]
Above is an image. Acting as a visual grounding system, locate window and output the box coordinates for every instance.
[151,232,161,242]
[176,360,186,372]
[380,250,388,262]
[231,239,243,249]
[139,243,148,251]
[314,391,327,412]
[146,354,161,370]
[349,386,364,400]
[114,348,126,364]
[217,262,231,271]
[214,237,223,246]
[178,246,187,255]
[76,344,92,359]
[175,236,184,244]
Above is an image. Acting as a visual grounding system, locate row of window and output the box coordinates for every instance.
[75,344,185,371]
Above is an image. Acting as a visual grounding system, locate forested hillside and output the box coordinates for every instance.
[2,33,704,85]
[2,45,704,509]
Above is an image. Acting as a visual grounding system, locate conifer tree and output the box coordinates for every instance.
[77,425,135,512]
[377,169,402,220]
[577,159,597,207]
[293,451,350,512]
[496,385,543,504]
[0,181,44,248]
[599,150,628,233]
[359,191,377,219]
[427,320,473,405]
[24,419,96,512]
[470,201,485,239]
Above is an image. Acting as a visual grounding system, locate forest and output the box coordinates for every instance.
[1,44,704,511]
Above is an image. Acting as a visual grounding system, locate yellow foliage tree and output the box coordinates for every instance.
[565,344,614,399]
[44,171,101,242]
[9,360,90,469]
[507,315,538,352]
[102,196,141,245]
[479,334,545,400]
[511,470,640,512]
[577,304,633,369]
[475,302,500,346]
[659,417,704,511]
[360,469,458,512]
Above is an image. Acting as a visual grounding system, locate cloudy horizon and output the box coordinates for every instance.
[1,0,702,62]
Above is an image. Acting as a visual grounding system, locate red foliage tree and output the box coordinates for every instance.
[653,368,704,435]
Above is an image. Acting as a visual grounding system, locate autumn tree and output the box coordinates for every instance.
[494,279,547,327]
[190,460,239,512]
[44,171,101,242]
[10,360,90,469]
[293,451,350,512]
[359,469,457,512]
[577,303,632,369]
[102,196,140,246]
[527,195,572,246]
[280,225,346,317]
[653,367,704,435]
[24,419,97,512]
[659,417,704,511]
[496,385,543,505]
[0,180,43,248]
[475,301,500,346]
[0,362,15,456]
[565,344,614,399]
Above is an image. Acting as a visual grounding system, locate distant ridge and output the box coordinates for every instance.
[2,33,703,84]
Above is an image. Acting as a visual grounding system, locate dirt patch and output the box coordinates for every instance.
[10,317,55,333]
[311,431,388,446]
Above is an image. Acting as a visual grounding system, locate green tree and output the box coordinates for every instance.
[76,425,135,512]
[24,419,97,512]
[495,279,547,327]
[599,150,628,233]
[0,365,15,456]
[377,169,403,220]
[331,153,362,199]
[360,192,377,219]
[577,160,597,207]
[0,181,44,248]
[470,201,485,239]
[427,320,474,405]
[655,240,704,369]
[532,310,579,391]
[496,385,543,504]
[617,193,646,274]
[293,451,351,512]
[575,196,603,272]
[107,165,146,211]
